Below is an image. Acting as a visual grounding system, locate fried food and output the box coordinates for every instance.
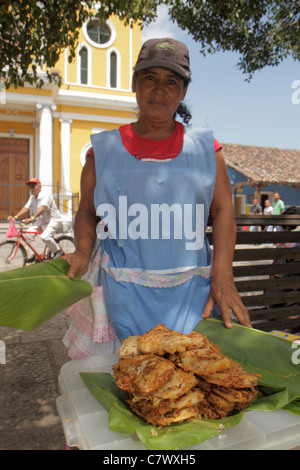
[170,348,233,376]
[127,388,205,417]
[113,354,175,396]
[200,362,258,389]
[113,324,259,427]
[114,355,197,399]
[196,377,258,419]
[197,378,257,404]
[119,335,141,358]
[149,368,198,400]
[137,323,205,356]
[128,402,202,427]
[198,402,220,420]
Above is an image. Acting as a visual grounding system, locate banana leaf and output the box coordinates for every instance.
[0,259,92,330]
[80,371,244,450]
[194,319,300,413]
[80,319,300,450]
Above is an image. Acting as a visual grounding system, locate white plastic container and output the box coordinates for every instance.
[56,355,300,450]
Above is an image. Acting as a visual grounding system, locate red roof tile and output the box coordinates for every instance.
[222,143,300,186]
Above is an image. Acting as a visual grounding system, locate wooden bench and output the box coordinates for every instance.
[207,214,300,333]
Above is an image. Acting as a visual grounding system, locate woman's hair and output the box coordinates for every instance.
[175,102,192,125]
[175,78,192,125]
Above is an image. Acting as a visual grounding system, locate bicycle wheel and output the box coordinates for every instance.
[56,235,75,255]
[0,241,27,271]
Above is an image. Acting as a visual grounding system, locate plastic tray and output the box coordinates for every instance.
[56,354,300,450]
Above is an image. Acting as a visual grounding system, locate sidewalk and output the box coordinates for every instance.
[0,221,74,450]
[0,312,71,450]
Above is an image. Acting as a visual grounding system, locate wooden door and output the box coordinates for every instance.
[0,138,30,220]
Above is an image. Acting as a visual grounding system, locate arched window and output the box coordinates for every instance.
[110,51,117,88]
[80,47,88,85]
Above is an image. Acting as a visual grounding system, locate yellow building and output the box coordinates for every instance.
[0,15,141,220]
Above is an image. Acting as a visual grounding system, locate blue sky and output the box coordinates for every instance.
[142,7,300,151]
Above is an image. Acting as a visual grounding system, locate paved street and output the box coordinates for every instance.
[0,312,71,450]
[0,223,72,450]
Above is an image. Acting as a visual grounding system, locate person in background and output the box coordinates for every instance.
[7,178,64,259]
[263,199,273,232]
[272,191,285,231]
[268,206,300,308]
[272,192,285,215]
[62,37,252,359]
[249,198,262,232]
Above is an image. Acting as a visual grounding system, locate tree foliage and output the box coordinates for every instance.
[0,0,160,89]
[166,0,300,79]
[0,0,299,89]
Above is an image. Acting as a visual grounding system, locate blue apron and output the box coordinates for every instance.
[91,126,216,340]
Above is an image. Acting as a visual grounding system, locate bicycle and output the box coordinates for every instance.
[0,221,75,271]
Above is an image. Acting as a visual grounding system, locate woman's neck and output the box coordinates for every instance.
[132,119,176,140]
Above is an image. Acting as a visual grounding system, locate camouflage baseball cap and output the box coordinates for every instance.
[134,38,191,81]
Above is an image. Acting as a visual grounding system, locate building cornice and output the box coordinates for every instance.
[53,111,135,125]
[2,92,55,108]
[56,88,137,111]
[2,88,137,113]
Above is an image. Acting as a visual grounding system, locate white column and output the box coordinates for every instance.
[60,117,73,217]
[32,121,40,176]
[60,118,72,190]
[129,20,133,90]
[36,103,56,187]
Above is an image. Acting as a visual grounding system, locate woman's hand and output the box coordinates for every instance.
[205,149,252,329]
[202,276,252,328]
[62,251,91,279]
[62,153,98,280]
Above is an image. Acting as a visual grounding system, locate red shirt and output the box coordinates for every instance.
[87,122,222,160]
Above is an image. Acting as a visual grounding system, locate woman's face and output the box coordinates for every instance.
[132,67,188,124]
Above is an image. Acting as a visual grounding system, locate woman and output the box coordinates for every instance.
[63,38,251,353]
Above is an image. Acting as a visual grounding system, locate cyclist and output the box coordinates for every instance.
[7,178,64,259]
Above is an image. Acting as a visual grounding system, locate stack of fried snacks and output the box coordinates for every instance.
[112,324,259,427]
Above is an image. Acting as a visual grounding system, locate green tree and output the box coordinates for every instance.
[0,0,299,89]
[166,0,300,79]
[0,0,160,89]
